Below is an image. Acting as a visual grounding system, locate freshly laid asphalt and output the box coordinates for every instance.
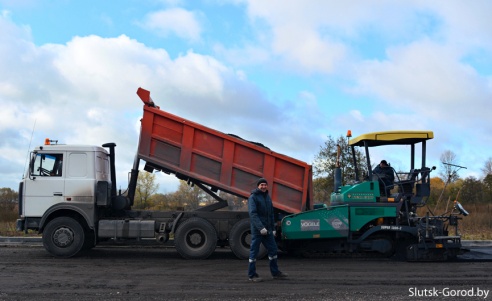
[1,236,491,248]
[1,236,491,262]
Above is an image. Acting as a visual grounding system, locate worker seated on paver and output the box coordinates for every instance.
[372,160,394,196]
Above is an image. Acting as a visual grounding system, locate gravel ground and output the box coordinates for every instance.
[0,245,490,301]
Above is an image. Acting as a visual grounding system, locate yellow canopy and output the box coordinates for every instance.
[349,130,434,147]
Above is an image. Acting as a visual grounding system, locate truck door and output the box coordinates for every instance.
[23,152,65,216]
[64,152,95,205]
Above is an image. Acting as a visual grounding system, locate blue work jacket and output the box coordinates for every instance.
[248,188,275,235]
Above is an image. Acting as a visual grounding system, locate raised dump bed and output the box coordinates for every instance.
[136,88,312,214]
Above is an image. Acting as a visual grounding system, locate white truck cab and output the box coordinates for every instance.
[19,141,111,233]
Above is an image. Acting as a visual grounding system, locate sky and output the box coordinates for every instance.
[1,0,491,194]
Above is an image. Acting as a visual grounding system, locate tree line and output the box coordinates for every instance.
[133,135,492,210]
[1,135,491,217]
[312,135,492,207]
[133,172,246,211]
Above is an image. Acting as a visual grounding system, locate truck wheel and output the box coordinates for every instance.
[42,217,86,258]
[229,219,267,260]
[174,217,217,259]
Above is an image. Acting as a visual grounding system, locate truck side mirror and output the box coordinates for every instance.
[29,152,36,180]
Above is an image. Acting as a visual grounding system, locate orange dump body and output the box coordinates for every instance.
[137,88,313,214]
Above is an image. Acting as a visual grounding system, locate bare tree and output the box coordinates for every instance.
[435,150,467,211]
[439,150,460,183]
[481,157,492,178]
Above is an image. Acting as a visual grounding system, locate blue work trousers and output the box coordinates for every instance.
[248,233,279,278]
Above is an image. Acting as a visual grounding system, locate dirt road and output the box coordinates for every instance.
[0,245,490,301]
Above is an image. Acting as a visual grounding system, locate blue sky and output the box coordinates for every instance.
[1,0,491,193]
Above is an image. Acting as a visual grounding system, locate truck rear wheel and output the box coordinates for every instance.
[42,217,86,258]
[229,219,267,260]
[174,217,217,259]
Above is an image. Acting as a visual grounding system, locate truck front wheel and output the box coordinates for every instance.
[42,217,86,258]
[174,217,217,259]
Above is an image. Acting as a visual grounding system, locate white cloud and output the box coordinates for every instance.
[240,0,421,74]
[140,8,203,42]
[270,24,347,74]
[352,39,492,129]
[424,1,492,51]
[2,0,492,192]
[0,14,323,192]
[232,0,492,177]
[349,110,364,122]
[1,9,11,18]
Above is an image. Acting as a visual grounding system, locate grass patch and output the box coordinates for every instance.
[0,221,40,237]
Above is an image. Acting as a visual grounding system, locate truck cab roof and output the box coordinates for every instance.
[34,144,109,153]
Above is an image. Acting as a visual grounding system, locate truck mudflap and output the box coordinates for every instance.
[16,219,25,232]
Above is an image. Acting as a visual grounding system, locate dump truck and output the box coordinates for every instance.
[16,88,467,261]
[16,88,312,259]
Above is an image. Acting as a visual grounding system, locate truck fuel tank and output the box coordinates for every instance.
[98,220,155,239]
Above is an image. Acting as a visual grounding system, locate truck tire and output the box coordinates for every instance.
[229,219,267,260]
[42,217,86,258]
[174,217,217,259]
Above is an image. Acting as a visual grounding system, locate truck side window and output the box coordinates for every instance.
[31,153,63,177]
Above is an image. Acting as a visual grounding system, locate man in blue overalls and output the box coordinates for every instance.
[247,178,288,282]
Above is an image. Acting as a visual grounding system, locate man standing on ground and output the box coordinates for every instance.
[247,178,288,282]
